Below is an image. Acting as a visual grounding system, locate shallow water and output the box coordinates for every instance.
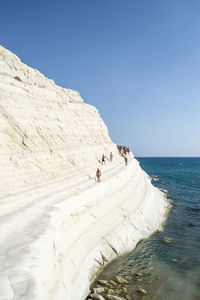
[90,157,200,300]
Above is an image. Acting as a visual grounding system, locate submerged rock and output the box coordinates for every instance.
[136,277,142,281]
[107,289,115,295]
[162,237,172,243]
[92,287,105,294]
[171,258,178,262]
[90,293,106,300]
[114,288,123,295]
[124,276,132,281]
[135,272,143,277]
[106,295,126,300]
[115,276,128,284]
[98,280,108,284]
[137,288,148,295]
[135,272,143,281]
[97,280,113,288]
[109,280,118,287]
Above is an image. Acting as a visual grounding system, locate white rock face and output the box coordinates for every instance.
[0,45,116,193]
[0,46,169,300]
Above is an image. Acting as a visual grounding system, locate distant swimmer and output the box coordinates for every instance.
[110,152,113,162]
[96,168,101,182]
[102,154,106,164]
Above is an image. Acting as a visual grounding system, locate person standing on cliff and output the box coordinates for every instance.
[124,156,128,166]
[110,152,113,162]
[96,168,101,182]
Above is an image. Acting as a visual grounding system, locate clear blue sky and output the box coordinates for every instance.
[1,0,200,156]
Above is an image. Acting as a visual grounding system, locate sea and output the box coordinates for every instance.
[90,157,200,300]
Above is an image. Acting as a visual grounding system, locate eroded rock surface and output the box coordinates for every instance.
[0,45,116,193]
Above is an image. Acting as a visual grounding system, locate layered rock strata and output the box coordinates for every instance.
[0,46,169,300]
[0,45,116,193]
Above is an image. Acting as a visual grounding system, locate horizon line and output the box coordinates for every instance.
[135,156,200,158]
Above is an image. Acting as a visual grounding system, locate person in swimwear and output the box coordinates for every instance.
[96,168,101,182]
[110,152,113,162]
[102,154,106,164]
[124,156,128,166]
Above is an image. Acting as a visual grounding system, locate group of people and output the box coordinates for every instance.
[117,145,130,155]
[96,145,130,182]
[96,152,113,182]
[117,145,130,166]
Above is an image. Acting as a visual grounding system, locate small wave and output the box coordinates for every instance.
[151,176,160,182]
[160,188,168,194]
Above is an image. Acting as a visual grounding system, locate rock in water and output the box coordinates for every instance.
[92,287,105,294]
[115,276,128,284]
[107,289,115,295]
[162,237,172,243]
[106,295,126,300]
[109,280,118,287]
[137,288,148,295]
[97,280,113,288]
[90,294,106,300]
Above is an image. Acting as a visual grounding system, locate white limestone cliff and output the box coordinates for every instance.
[0,45,117,194]
[0,46,169,300]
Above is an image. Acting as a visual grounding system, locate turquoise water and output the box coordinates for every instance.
[91,157,200,300]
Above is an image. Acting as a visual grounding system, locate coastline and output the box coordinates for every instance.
[0,46,170,300]
[46,156,170,300]
[0,155,169,300]
[84,161,171,300]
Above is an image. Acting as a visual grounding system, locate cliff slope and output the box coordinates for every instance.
[0,45,116,193]
[0,46,169,300]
